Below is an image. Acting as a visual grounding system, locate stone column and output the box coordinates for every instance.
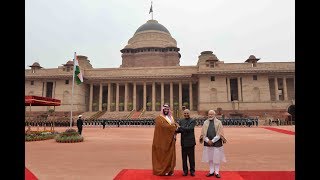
[133,82,136,110]
[107,82,111,111]
[53,81,56,98]
[170,82,173,108]
[179,81,182,110]
[189,81,193,111]
[161,82,164,106]
[152,82,156,111]
[143,82,147,110]
[116,83,119,111]
[283,77,288,100]
[99,83,103,111]
[124,83,128,111]
[43,81,47,97]
[237,77,242,101]
[227,77,231,101]
[89,83,93,112]
[274,77,279,101]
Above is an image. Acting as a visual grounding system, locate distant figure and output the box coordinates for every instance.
[77,115,83,135]
[152,104,178,176]
[102,120,106,129]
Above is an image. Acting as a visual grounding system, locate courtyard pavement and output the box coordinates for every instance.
[25,125,295,180]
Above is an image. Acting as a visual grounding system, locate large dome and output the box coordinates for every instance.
[134,20,170,35]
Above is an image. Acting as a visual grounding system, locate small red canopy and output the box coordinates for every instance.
[25,96,61,106]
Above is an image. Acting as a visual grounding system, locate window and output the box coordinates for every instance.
[65,80,69,84]
[206,60,215,68]
[31,81,34,85]
[211,76,215,81]
[66,67,70,72]
[253,75,257,80]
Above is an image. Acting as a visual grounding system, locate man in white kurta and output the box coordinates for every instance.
[200,110,226,178]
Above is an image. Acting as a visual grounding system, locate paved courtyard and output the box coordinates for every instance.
[25,125,295,180]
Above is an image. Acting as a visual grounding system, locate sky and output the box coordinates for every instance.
[25,0,294,69]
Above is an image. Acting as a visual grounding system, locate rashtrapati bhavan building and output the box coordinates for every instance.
[25,19,295,119]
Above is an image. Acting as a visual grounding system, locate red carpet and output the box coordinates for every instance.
[113,169,294,180]
[25,167,38,180]
[262,127,295,135]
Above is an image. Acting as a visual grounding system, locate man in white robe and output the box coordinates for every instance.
[200,110,227,178]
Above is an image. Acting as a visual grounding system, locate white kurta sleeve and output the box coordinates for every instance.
[212,135,220,143]
[204,137,210,143]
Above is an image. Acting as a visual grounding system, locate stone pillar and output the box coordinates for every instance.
[283,77,288,100]
[227,77,231,101]
[179,81,182,110]
[133,82,136,110]
[161,82,164,106]
[107,82,111,111]
[99,83,103,111]
[237,77,242,101]
[124,83,128,111]
[143,82,147,110]
[116,83,119,111]
[189,81,193,111]
[53,81,56,98]
[89,83,93,112]
[274,77,279,101]
[170,82,173,108]
[152,82,156,111]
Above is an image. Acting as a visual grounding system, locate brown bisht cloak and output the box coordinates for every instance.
[152,115,177,175]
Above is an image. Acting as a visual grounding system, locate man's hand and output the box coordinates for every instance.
[207,140,213,146]
[175,123,180,128]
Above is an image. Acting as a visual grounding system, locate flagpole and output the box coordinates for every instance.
[70,52,76,128]
[151,1,153,20]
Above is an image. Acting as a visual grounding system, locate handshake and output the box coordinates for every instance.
[199,135,204,144]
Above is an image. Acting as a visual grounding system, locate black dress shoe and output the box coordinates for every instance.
[190,172,195,176]
[215,173,221,178]
[182,172,188,176]
[206,173,214,177]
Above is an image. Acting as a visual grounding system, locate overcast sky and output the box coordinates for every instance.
[25,0,294,69]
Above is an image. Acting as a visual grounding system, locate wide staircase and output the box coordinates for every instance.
[86,111,106,120]
[130,109,144,119]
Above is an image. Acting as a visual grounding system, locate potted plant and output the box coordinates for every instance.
[155,102,161,111]
[146,102,152,111]
[92,102,98,111]
[48,108,55,115]
[127,102,133,111]
[102,103,107,111]
[111,102,116,111]
[119,102,124,111]
[173,102,179,110]
[183,102,189,109]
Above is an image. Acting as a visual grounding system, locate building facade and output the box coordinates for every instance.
[25,19,295,116]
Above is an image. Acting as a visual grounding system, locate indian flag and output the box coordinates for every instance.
[74,53,83,85]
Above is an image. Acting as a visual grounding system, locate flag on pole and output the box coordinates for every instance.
[149,3,153,14]
[74,55,83,85]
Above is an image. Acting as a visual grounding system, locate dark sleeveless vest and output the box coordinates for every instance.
[204,120,223,147]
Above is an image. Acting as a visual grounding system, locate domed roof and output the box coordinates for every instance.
[29,62,42,68]
[135,20,170,35]
[245,55,260,62]
[64,60,74,66]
